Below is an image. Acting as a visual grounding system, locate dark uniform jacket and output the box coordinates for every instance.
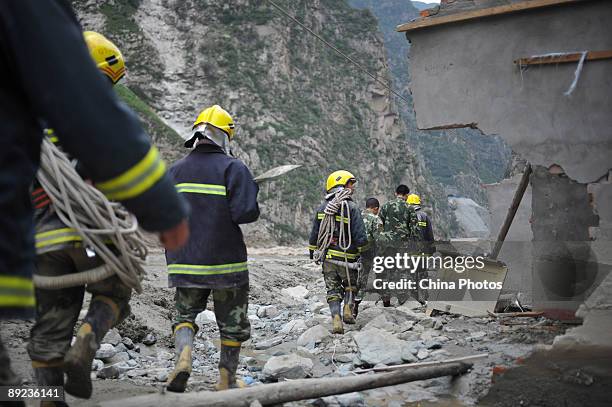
[166,144,260,289]
[414,206,435,255]
[0,1,188,318]
[308,196,368,263]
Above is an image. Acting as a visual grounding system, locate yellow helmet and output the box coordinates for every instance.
[326,170,356,192]
[192,105,235,139]
[407,194,421,205]
[83,31,125,85]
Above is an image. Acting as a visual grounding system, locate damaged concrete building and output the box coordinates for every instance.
[398,0,611,404]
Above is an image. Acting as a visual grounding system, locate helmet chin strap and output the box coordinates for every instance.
[192,124,231,155]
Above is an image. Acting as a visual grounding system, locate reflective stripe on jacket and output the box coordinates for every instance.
[165,144,259,289]
[308,198,368,263]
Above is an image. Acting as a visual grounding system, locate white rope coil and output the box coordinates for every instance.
[35,138,148,293]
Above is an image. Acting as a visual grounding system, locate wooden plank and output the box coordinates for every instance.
[354,354,489,374]
[515,50,612,66]
[99,362,472,407]
[488,311,545,318]
[396,0,585,32]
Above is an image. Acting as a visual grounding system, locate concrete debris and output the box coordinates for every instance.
[257,305,280,318]
[195,310,217,326]
[102,329,122,346]
[280,318,308,334]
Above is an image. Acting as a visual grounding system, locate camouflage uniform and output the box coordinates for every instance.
[378,197,421,304]
[357,210,383,299]
[174,286,250,344]
[28,248,131,362]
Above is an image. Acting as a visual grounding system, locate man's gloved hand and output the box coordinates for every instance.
[160,219,189,250]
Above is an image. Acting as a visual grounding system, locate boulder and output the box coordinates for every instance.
[297,325,330,348]
[262,354,313,380]
[95,343,116,360]
[142,333,156,346]
[102,329,122,346]
[256,305,280,318]
[353,329,404,366]
[280,319,307,334]
[195,310,217,327]
[281,286,309,300]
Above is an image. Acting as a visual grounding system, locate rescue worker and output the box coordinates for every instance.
[407,193,435,304]
[0,2,188,402]
[354,197,383,317]
[165,105,259,392]
[407,194,435,255]
[309,171,368,334]
[27,32,176,401]
[378,185,419,307]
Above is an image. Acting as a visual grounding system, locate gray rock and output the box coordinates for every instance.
[114,343,128,354]
[400,349,418,363]
[107,351,130,364]
[95,343,117,360]
[102,329,122,346]
[126,359,138,367]
[155,370,168,382]
[417,348,430,360]
[142,333,156,346]
[97,364,120,379]
[424,340,442,350]
[262,354,313,380]
[256,305,280,318]
[467,331,487,341]
[127,350,140,360]
[353,329,404,366]
[121,337,134,350]
[297,325,330,348]
[281,285,309,300]
[334,353,355,363]
[418,317,436,328]
[280,319,308,334]
[314,392,366,407]
[195,310,217,327]
[91,359,104,371]
[255,336,283,350]
[127,369,147,378]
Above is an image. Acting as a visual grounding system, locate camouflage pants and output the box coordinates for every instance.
[355,256,372,301]
[28,248,131,362]
[174,285,251,344]
[322,261,358,303]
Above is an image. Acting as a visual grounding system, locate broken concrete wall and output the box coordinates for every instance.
[404,1,612,320]
[485,174,533,304]
[406,1,612,184]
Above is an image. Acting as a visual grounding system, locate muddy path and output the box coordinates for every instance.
[2,247,569,406]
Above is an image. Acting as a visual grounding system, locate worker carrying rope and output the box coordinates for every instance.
[309,170,368,334]
[25,31,189,402]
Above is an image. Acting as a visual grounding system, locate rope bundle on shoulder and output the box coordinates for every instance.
[34,138,148,293]
[314,188,353,263]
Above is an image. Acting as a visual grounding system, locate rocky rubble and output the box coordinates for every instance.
[45,251,568,405]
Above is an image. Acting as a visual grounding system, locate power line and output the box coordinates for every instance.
[266,0,413,106]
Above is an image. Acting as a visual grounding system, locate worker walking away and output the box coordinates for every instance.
[309,171,368,334]
[165,105,259,392]
[26,32,185,401]
[354,197,383,318]
[407,193,435,304]
[0,2,188,402]
[378,185,419,307]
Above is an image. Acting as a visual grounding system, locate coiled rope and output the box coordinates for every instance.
[34,138,148,293]
[314,188,356,289]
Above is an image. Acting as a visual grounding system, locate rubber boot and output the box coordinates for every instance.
[0,337,25,407]
[215,343,244,390]
[166,324,194,393]
[342,290,356,324]
[64,297,117,399]
[329,301,343,334]
[382,295,391,307]
[353,299,361,319]
[34,364,69,407]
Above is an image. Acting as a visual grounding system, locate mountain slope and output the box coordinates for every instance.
[73,0,437,243]
[349,0,512,209]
